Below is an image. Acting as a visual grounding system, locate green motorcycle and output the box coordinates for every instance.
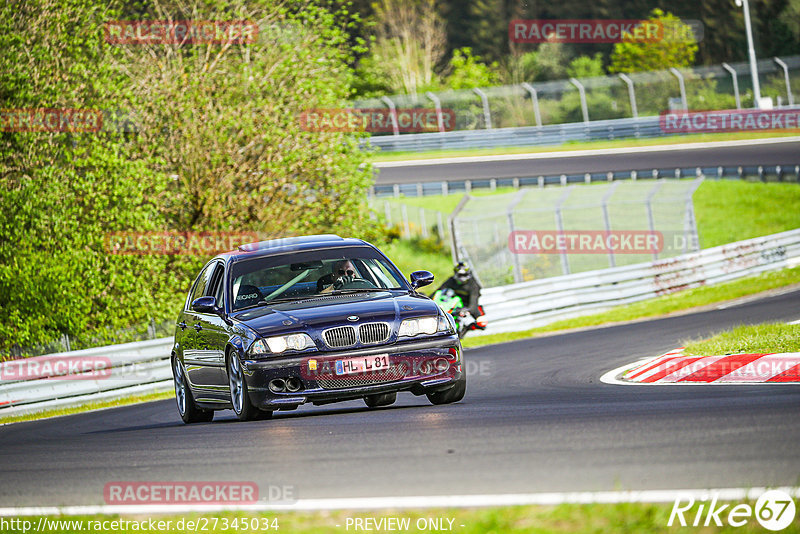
[431,288,487,339]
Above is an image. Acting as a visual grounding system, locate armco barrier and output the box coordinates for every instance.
[366,115,666,152]
[0,337,173,417]
[479,229,800,334]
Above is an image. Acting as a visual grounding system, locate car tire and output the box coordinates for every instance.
[364,391,397,408]
[227,351,263,422]
[173,356,214,424]
[426,377,466,405]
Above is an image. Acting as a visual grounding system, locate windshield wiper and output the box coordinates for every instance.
[235,297,300,311]
[327,288,391,295]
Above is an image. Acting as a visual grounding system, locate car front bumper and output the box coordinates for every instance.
[241,335,463,410]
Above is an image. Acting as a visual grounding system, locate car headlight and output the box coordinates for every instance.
[248,333,314,355]
[398,316,439,337]
[438,313,456,334]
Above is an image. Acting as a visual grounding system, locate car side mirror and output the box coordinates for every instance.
[191,296,218,314]
[410,270,434,290]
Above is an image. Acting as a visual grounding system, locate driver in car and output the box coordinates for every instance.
[317,259,358,292]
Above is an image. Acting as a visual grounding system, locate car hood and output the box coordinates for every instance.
[233,291,438,336]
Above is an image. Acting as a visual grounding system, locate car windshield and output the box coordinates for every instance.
[229,246,407,310]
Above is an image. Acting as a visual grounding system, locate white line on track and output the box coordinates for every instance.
[2,488,800,515]
[788,319,800,325]
[372,136,800,168]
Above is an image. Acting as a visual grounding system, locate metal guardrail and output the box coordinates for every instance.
[0,338,173,417]
[479,229,800,334]
[371,164,800,198]
[367,115,665,152]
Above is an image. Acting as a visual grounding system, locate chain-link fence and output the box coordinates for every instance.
[451,178,703,287]
[354,56,800,133]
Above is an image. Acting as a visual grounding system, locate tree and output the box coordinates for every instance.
[445,47,499,89]
[609,9,699,73]
[366,0,447,94]
[0,0,376,353]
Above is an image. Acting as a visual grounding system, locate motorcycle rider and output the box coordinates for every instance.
[434,262,482,319]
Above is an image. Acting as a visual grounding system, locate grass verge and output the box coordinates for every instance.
[10,502,799,533]
[683,322,800,356]
[462,266,800,349]
[0,390,172,426]
[368,131,800,162]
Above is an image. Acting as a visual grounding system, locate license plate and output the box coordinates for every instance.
[335,354,391,375]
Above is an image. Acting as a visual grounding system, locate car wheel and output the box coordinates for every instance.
[173,356,214,424]
[227,351,265,421]
[364,391,397,408]
[426,377,466,405]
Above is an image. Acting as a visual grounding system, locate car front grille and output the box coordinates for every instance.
[317,365,407,389]
[323,326,357,348]
[358,322,390,344]
[322,322,391,348]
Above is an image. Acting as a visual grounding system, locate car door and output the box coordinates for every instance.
[182,261,225,395]
[195,262,230,396]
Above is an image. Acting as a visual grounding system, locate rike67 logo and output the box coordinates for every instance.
[669,490,796,531]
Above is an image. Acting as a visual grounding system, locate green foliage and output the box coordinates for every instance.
[1,0,376,354]
[567,53,605,79]
[445,47,499,90]
[609,9,698,74]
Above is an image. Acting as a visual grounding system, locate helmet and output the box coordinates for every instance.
[454,262,471,283]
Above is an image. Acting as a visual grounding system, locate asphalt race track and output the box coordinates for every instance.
[1,289,799,507]
[374,138,800,184]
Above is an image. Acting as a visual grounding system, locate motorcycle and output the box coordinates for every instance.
[431,288,487,339]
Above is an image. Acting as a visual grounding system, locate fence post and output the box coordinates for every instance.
[384,201,392,225]
[401,204,410,237]
[507,189,528,283]
[425,91,446,132]
[773,57,795,107]
[601,182,621,268]
[721,62,742,109]
[419,208,429,238]
[569,78,590,123]
[554,187,574,275]
[618,73,638,118]
[645,181,664,261]
[437,211,446,242]
[473,88,493,129]
[380,96,400,136]
[521,82,543,128]
[669,68,688,111]
[449,194,471,264]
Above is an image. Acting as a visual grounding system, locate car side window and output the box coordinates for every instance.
[208,264,225,307]
[187,263,215,309]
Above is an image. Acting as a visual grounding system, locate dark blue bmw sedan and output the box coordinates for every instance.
[171,234,465,423]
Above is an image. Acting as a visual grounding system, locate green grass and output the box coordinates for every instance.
[0,390,172,426]
[684,322,800,356]
[368,131,800,162]
[694,181,800,248]
[380,238,455,291]
[462,266,800,349]
[9,501,799,533]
